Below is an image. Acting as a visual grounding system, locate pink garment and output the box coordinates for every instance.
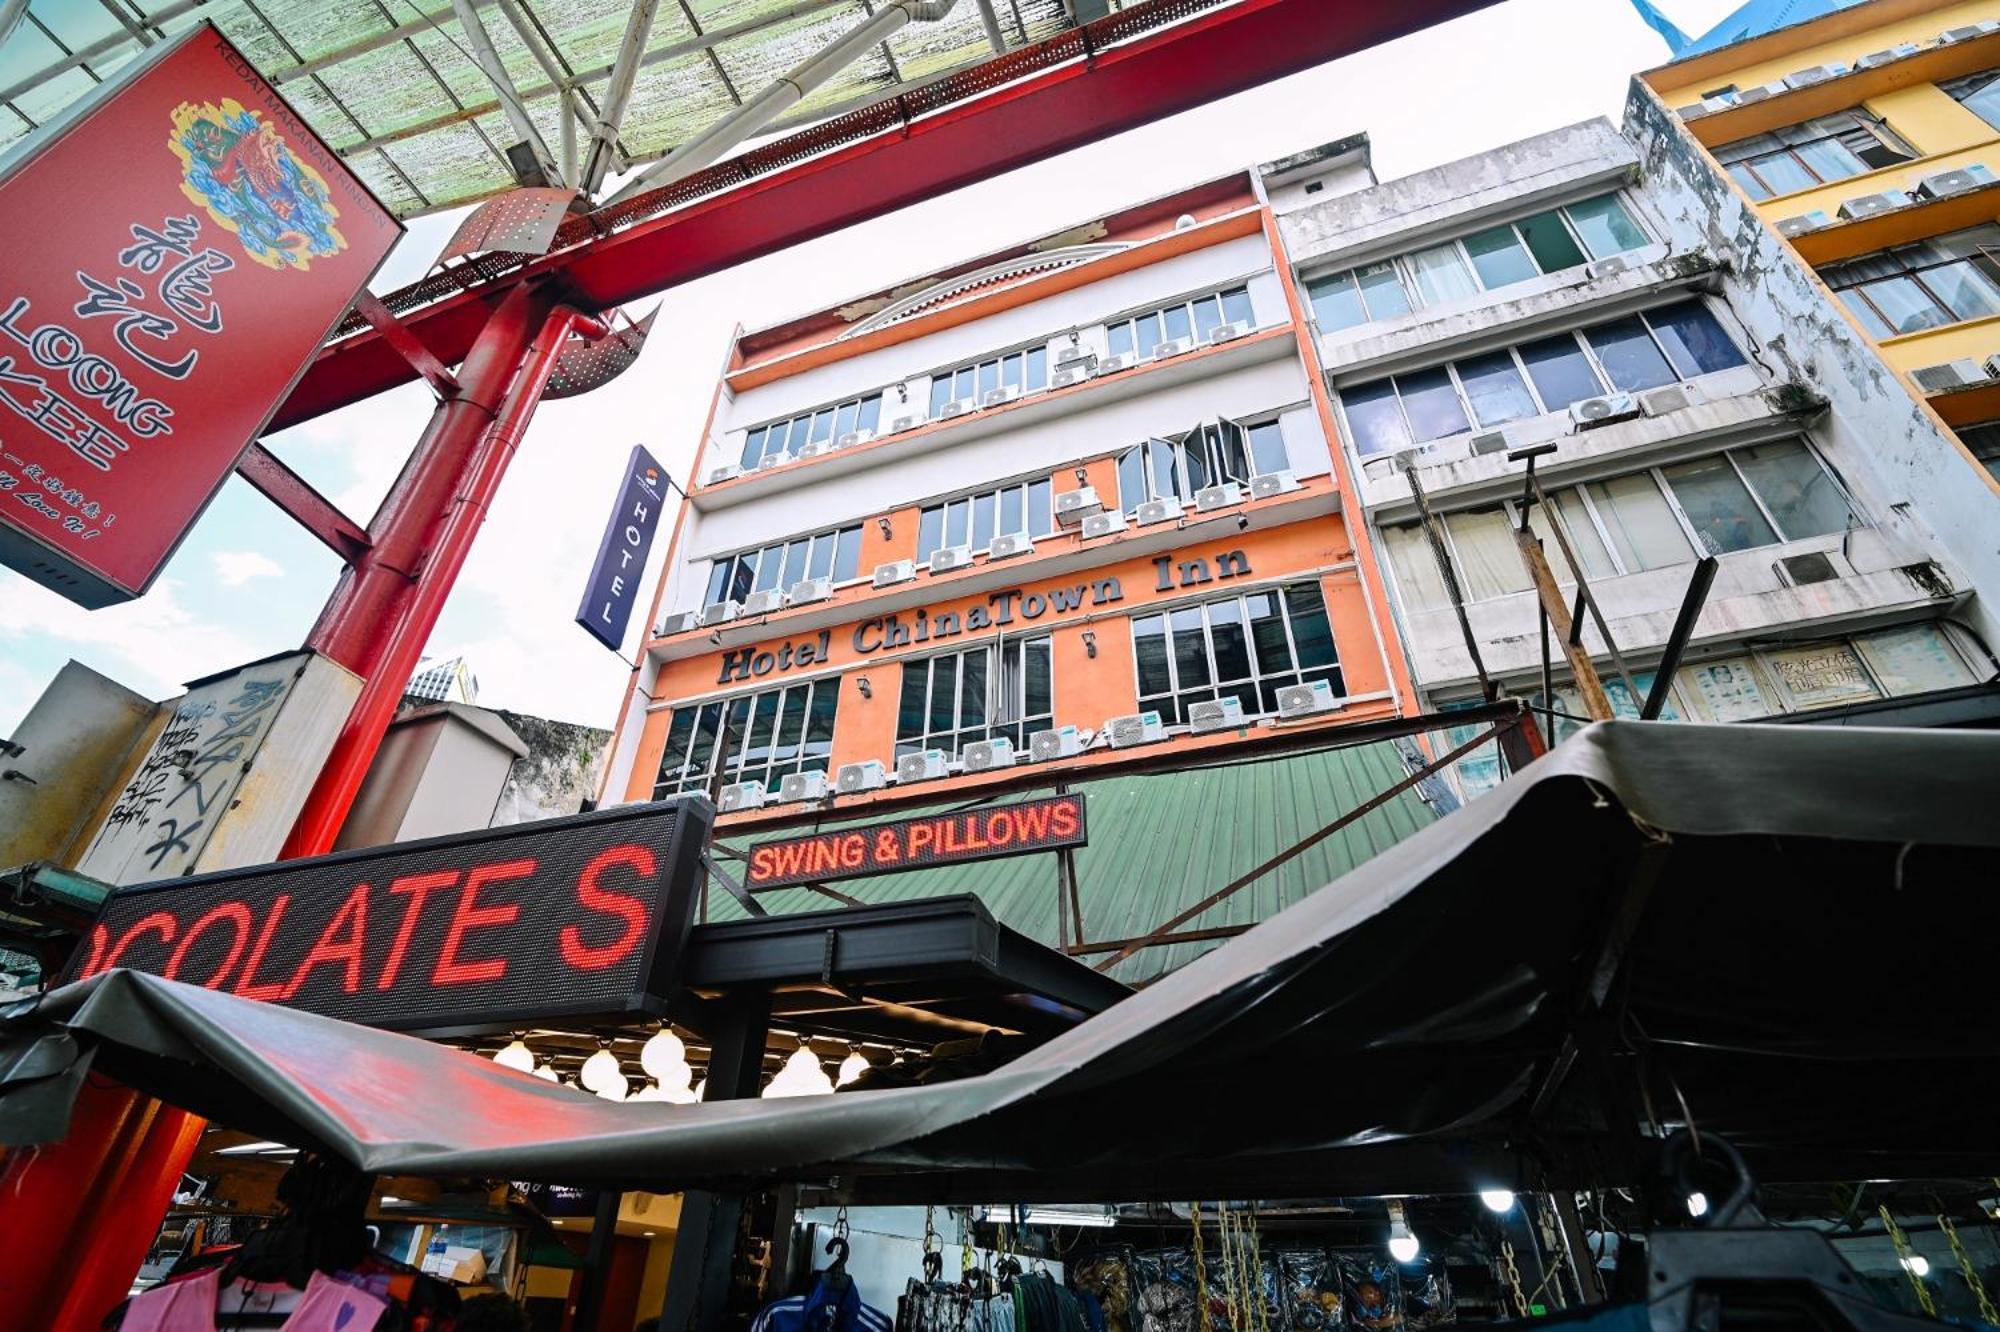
[122,1267,389,1332]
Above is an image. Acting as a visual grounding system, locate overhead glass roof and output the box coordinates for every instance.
[0,0,1080,217]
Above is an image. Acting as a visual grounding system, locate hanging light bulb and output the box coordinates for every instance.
[533,1064,559,1083]
[1686,1192,1710,1219]
[1387,1203,1420,1264]
[663,1080,698,1104]
[837,1047,870,1086]
[693,1078,706,1101]
[641,1026,688,1081]
[1479,1189,1515,1214]
[630,1082,667,1102]
[594,1074,629,1102]
[787,1043,834,1095]
[493,1038,535,1072]
[1902,1255,1930,1278]
[580,1046,623,1094]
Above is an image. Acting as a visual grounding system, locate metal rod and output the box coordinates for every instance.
[973,0,1008,50]
[1402,462,1497,700]
[1066,922,1250,956]
[1527,472,1640,706]
[1549,1192,1604,1304]
[1643,557,1718,720]
[1539,598,1555,750]
[1515,527,1615,723]
[583,0,663,192]
[450,0,556,175]
[235,444,372,563]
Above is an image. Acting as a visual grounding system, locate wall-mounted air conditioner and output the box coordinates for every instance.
[739,589,784,616]
[659,611,697,636]
[1135,496,1184,526]
[1194,482,1242,512]
[928,546,973,574]
[1467,429,1514,457]
[1775,551,1839,587]
[1105,712,1166,749]
[988,532,1035,560]
[1676,102,1712,121]
[1569,394,1640,428]
[1029,725,1086,761]
[886,409,926,434]
[796,440,833,459]
[873,560,917,588]
[1055,486,1103,523]
[718,781,767,812]
[1276,680,1339,719]
[788,576,832,606]
[1913,164,1997,199]
[1781,63,1846,89]
[780,771,828,803]
[1838,191,1906,219]
[835,760,886,794]
[983,386,1023,410]
[1206,321,1252,345]
[1053,362,1094,389]
[1776,211,1833,237]
[1151,337,1194,361]
[1188,698,1246,734]
[938,397,979,420]
[1640,383,1702,417]
[1911,359,1988,391]
[1082,510,1128,538]
[700,599,741,626]
[1855,44,1920,69]
[836,428,877,449]
[758,451,792,471]
[1094,353,1139,377]
[1731,80,1789,104]
[1939,19,2000,44]
[896,750,949,784]
[961,737,1016,772]
[706,463,741,485]
[1249,470,1302,499]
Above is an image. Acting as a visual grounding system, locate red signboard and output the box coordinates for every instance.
[0,24,400,607]
[744,794,1087,889]
[68,800,713,1037]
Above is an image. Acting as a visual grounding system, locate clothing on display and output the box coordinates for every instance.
[1083,1245,1447,1332]
[752,1264,892,1332]
[121,1269,389,1332]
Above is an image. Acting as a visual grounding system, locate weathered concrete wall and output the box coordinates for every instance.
[1623,78,2000,653]
[491,710,611,825]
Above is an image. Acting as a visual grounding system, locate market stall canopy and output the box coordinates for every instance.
[5,722,1998,1197]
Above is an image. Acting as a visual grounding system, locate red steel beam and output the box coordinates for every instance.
[271,0,1495,430]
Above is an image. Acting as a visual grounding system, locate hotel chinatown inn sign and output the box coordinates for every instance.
[0,23,399,607]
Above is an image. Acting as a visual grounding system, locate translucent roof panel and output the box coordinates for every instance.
[0,0,1090,217]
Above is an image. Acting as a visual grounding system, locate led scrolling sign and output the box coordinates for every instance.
[744,794,1087,889]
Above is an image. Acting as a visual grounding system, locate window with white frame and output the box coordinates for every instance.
[1378,439,1859,613]
[704,525,864,604]
[928,346,1050,416]
[915,476,1055,563]
[895,635,1053,758]
[651,678,840,798]
[740,393,884,468]
[1943,67,2000,132]
[1132,582,1343,725]
[1713,110,1916,200]
[1306,193,1650,333]
[1822,225,2000,339]
[1105,286,1253,359]
[1115,418,1291,510]
[1337,299,1746,456]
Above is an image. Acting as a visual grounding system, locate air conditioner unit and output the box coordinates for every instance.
[1151,337,1194,361]
[886,409,927,434]
[1776,551,1839,586]
[1135,496,1184,526]
[981,385,1022,409]
[1912,359,1988,391]
[1782,63,1846,89]
[788,576,832,606]
[873,559,917,587]
[739,589,784,616]
[718,781,767,813]
[1053,362,1094,389]
[1188,697,1246,734]
[1838,191,1906,219]
[1055,486,1103,523]
[1913,164,1997,199]
[1983,354,2000,380]
[1054,345,1095,370]
[1094,353,1139,377]
[659,610,697,636]
[1640,382,1702,416]
[835,428,877,449]
[938,397,979,420]
[700,599,742,626]
[1776,210,1833,237]
[1676,102,1712,121]
[1082,510,1128,538]
[1194,481,1243,512]
[1249,470,1302,499]
[1206,321,1252,345]
[1276,679,1339,719]
[1029,725,1087,761]
[1105,711,1166,749]
[780,770,828,803]
[1568,394,1640,428]
[928,545,973,574]
[835,759,887,794]
[1856,43,1920,68]
[896,750,949,784]
[1700,93,1738,114]
[1731,80,1789,104]
[961,737,1016,772]
[988,532,1035,560]
[1939,19,2000,44]
[707,463,741,485]
[758,450,793,471]
[1585,256,1631,280]
[796,440,833,459]
[1467,429,1514,457]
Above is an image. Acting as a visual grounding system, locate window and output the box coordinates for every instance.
[1106,286,1253,358]
[704,525,864,604]
[1823,225,2000,338]
[652,678,839,797]
[916,477,1054,562]
[1944,67,2000,131]
[1715,111,1915,201]
[1132,582,1343,724]
[928,346,1050,416]
[1305,194,1648,333]
[896,636,1052,758]
[1338,300,1745,455]
[741,394,883,468]
[1379,441,1854,610]
[1955,421,2000,480]
[1116,419,1289,508]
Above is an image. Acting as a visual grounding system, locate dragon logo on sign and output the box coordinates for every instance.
[168,98,346,271]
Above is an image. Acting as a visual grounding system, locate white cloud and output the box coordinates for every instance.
[0,573,258,706]
[213,550,284,586]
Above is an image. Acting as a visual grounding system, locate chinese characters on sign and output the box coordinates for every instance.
[743,794,1087,889]
[0,24,398,607]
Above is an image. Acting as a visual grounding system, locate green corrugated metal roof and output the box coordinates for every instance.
[708,740,1444,985]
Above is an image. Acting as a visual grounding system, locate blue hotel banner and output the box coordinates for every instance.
[576,444,668,650]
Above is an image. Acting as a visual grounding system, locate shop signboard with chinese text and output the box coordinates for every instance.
[71,799,714,1036]
[0,23,399,607]
[744,793,1086,889]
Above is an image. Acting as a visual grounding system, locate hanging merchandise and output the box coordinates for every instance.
[1132,1249,1200,1332]
[752,1213,892,1332]
[1403,1258,1455,1330]
[1275,1251,1344,1332]
[1070,1249,1135,1332]
[1339,1255,1406,1332]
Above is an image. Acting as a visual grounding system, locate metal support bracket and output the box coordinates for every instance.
[702,851,768,918]
[350,290,460,397]
[236,443,372,564]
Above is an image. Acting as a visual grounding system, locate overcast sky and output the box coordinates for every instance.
[0,0,1744,734]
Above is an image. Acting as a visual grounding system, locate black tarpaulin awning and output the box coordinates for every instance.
[5,721,1999,1197]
